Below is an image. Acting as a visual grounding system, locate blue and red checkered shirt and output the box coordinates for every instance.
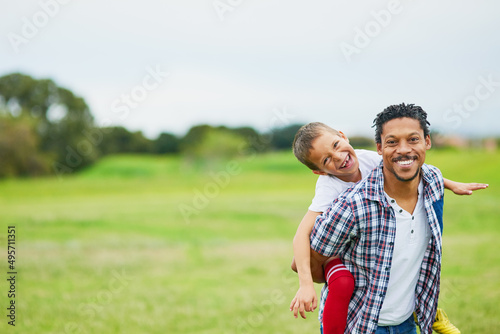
[310,163,444,334]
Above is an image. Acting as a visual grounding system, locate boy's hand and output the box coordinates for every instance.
[289,285,318,319]
[450,182,488,195]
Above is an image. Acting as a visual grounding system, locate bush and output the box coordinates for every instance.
[0,115,50,177]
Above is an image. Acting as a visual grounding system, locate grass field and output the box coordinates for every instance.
[0,149,499,333]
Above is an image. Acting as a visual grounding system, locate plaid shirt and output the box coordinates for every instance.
[310,163,444,334]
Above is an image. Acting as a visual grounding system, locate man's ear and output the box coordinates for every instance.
[425,135,432,150]
[312,170,328,176]
[376,142,383,155]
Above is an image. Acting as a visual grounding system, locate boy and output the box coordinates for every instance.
[289,122,487,334]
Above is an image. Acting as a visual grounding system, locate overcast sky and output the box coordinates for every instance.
[1,0,499,138]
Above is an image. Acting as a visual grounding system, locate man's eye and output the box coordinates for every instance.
[410,137,419,142]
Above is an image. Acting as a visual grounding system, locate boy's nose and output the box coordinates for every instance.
[333,152,343,161]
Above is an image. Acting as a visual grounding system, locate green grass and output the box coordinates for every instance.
[0,149,498,333]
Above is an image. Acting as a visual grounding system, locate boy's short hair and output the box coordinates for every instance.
[293,122,340,171]
[373,103,431,144]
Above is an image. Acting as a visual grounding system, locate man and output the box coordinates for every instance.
[310,103,443,333]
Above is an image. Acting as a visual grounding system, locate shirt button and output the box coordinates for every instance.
[385,267,390,271]
[389,242,394,246]
[391,199,395,203]
[412,216,415,220]
[379,293,384,297]
[411,230,414,233]
[399,209,403,213]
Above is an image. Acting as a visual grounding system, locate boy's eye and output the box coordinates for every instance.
[333,141,339,148]
[323,157,330,165]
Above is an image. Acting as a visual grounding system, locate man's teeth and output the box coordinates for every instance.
[397,160,413,166]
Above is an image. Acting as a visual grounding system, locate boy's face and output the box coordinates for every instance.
[308,131,359,180]
[376,117,431,183]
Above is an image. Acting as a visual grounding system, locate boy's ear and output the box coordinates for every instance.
[339,131,348,142]
[312,170,328,176]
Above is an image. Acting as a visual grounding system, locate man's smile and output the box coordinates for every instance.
[393,155,417,168]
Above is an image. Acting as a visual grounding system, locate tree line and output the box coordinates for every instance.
[1,73,375,178]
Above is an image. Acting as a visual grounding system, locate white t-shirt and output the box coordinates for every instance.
[378,180,431,326]
[308,149,381,213]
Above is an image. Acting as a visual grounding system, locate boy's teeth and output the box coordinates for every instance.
[341,155,349,168]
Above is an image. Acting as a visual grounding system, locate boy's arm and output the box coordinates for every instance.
[290,210,323,319]
[290,210,325,283]
[443,177,488,195]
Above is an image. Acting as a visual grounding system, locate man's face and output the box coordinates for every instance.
[376,117,431,182]
[308,131,359,181]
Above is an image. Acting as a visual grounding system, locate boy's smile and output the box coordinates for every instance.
[308,131,361,183]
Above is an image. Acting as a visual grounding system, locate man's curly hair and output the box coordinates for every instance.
[373,103,430,144]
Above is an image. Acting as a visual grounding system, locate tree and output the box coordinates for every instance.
[0,72,98,176]
[100,126,154,154]
[180,125,248,167]
[348,136,375,149]
[153,132,180,154]
[0,114,50,177]
[231,126,270,153]
[267,124,304,150]
[180,124,213,152]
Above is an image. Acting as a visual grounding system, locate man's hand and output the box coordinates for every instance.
[449,181,488,195]
[289,285,318,319]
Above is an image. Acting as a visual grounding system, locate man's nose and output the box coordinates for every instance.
[396,140,412,154]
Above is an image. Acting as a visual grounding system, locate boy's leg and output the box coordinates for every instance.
[322,258,355,334]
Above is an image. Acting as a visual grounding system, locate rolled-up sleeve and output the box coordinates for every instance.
[310,198,355,257]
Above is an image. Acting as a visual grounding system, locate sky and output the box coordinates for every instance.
[1,0,500,139]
